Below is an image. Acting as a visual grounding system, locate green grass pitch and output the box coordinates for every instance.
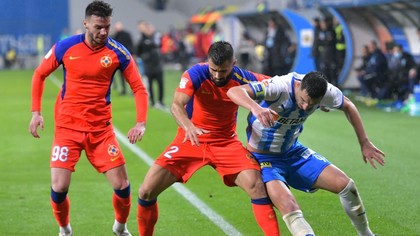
[0,69,419,235]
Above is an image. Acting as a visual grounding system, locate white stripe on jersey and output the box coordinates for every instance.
[247,72,343,153]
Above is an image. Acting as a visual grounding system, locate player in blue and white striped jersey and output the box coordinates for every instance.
[227,71,385,236]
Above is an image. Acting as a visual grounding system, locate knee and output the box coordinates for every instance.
[138,184,157,201]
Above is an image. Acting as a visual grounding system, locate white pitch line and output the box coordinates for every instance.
[48,74,242,236]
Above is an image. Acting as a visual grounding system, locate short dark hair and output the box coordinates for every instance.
[207,41,234,66]
[301,71,328,99]
[85,0,113,18]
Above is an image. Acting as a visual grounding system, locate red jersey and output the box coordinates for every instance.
[176,63,269,142]
[31,34,148,132]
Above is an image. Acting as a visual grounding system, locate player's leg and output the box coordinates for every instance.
[104,165,132,236]
[265,180,314,236]
[314,164,375,236]
[234,169,280,236]
[50,127,83,236]
[51,168,73,236]
[137,164,178,236]
[87,128,133,236]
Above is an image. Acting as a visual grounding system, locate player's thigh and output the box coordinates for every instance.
[211,139,260,187]
[313,164,349,193]
[85,128,126,173]
[50,126,84,172]
[139,164,179,200]
[154,138,209,184]
[104,164,129,190]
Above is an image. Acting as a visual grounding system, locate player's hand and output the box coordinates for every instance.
[29,111,44,138]
[183,125,209,146]
[127,122,146,144]
[361,139,385,169]
[252,107,278,128]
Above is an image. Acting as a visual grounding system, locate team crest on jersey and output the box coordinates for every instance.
[100,55,112,68]
[108,144,120,156]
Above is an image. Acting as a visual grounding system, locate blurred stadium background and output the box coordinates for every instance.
[1,0,420,90]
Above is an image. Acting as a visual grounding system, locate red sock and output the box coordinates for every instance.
[137,201,158,236]
[252,203,280,236]
[113,193,131,224]
[50,197,70,227]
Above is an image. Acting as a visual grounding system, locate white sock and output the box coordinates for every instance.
[338,179,374,236]
[59,223,72,234]
[282,210,315,236]
[113,219,128,232]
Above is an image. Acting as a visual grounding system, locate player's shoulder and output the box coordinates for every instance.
[55,34,83,51]
[106,37,131,60]
[54,34,84,61]
[185,63,209,81]
[231,66,268,84]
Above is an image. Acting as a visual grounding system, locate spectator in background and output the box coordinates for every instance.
[363,40,388,100]
[318,17,338,86]
[4,46,17,69]
[113,21,134,95]
[311,17,321,71]
[263,17,292,77]
[355,44,372,97]
[382,44,416,105]
[136,21,166,109]
[334,17,346,76]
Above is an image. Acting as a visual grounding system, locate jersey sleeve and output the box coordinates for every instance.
[31,46,60,112]
[249,75,284,101]
[122,56,148,123]
[175,71,195,97]
[320,83,344,109]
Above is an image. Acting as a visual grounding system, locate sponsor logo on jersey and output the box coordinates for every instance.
[101,55,112,68]
[260,161,272,168]
[69,56,81,60]
[276,117,307,125]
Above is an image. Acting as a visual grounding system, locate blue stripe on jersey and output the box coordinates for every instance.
[187,64,210,90]
[106,37,131,71]
[230,66,259,84]
[54,34,84,64]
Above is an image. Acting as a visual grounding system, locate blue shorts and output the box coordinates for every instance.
[252,142,330,193]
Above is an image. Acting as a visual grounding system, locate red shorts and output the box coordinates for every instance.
[50,126,126,173]
[155,135,260,186]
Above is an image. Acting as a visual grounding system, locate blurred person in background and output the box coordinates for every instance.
[29,1,148,235]
[263,17,291,77]
[311,17,321,71]
[136,20,166,110]
[355,44,372,97]
[363,40,388,103]
[112,21,134,95]
[136,41,280,236]
[318,17,338,86]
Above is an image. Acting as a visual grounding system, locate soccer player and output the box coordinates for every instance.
[227,71,385,236]
[136,41,280,236]
[28,1,148,236]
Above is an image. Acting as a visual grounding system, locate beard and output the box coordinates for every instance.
[211,77,230,87]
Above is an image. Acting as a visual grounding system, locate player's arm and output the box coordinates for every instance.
[340,96,385,168]
[122,57,148,144]
[29,47,60,138]
[171,91,208,145]
[227,83,277,127]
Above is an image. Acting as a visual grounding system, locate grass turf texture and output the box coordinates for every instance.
[0,69,418,235]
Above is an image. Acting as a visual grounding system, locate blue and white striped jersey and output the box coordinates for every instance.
[246,72,344,153]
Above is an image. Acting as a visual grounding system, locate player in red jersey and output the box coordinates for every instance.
[136,41,280,236]
[28,1,148,236]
